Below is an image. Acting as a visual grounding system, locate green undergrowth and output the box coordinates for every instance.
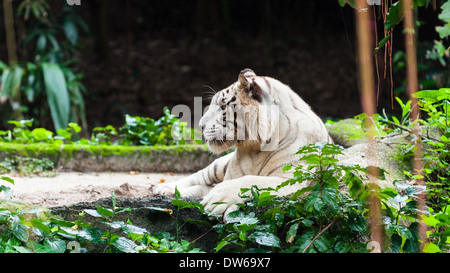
[0,156,55,176]
[0,176,204,253]
[0,142,441,253]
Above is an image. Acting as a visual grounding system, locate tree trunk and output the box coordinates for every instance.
[3,0,23,120]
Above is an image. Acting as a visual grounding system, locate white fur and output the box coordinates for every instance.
[154,69,331,217]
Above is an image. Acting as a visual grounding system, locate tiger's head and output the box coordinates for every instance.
[199,69,278,154]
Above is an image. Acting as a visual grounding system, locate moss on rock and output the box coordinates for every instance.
[0,143,219,173]
[327,118,368,148]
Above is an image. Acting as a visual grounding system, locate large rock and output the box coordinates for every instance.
[338,132,413,188]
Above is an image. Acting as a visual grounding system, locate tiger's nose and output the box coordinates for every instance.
[199,118,205,131]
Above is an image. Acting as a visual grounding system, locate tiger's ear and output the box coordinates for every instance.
[240,68,256,77]
[238,68,256,91]
[238,69,263,103]
[238,74,250,91]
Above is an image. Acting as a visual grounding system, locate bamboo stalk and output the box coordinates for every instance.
[3,0,18,64]
[3,0,23,120]
[355,0,383,251]
[402,0,427,253]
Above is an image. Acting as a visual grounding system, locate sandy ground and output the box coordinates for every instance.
[1,172,189,207]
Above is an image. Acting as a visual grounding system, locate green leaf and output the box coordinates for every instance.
[282,164,292,172]
[104,221,148,235]
[338,0,356,8]
[413,0,426,8]
[423,242,441,253]
[436,24,450,39]
[36,34,47,52]
[396,225,413,239]
[420,214,440,227]
[384,1,404,30]
[215,240,230,252]
[69,122,82,133]
[57,128,72,140]
[171,199,205,213]
[414,89,446,103]
[438,0,450,23]
[257,191,278,207]
[174,186,181,199]
[112,237,138,253]
[111,190,117,209]
[391,233,402,253]
[313,238,330,252]
[286,223,299,243]
[12,223,29,242]
[83,209,103,218]
[375,34,391,54]
[0,185,13,199]
[436,1,450,38]
[41,62,70,130]
[95,206,114,218]
[0,60,7,70]
[0,209,12,222]
[0,68,12,99]
[50,218,76,228]
[63,18,78,45]
[302,219,314,227]
[0,176,14,185]
[31,128,53,141]
[299,154,320,165]
[13,246,33,253]
[305,192,323,211]
[248,232,281,248]
[9,66,24,98]
[31,218,51,234]
[226,213,259,227]
[250,185,260,201]
[44,237,66,253]
[334,241,350,253]
[0,65,24,105]
[348,216,367,233]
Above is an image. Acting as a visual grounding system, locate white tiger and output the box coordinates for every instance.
[153,69,332,217]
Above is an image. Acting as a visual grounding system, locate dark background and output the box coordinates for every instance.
[0,0,443,130]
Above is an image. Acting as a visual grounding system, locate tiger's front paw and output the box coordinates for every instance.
[153,181,212,197]
[153,182,178,196]
[200,183,244,218]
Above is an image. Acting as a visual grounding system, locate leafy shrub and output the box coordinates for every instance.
[0,156,54,176]
[0,108,201,146]
[413,89,450,211]
[119,107,201,146]
[0,119,79,145]
[352,89,450,252]
[213,143,430,253]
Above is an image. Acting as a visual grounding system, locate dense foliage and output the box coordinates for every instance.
[0,107,200,147]
[0,1,89,131]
